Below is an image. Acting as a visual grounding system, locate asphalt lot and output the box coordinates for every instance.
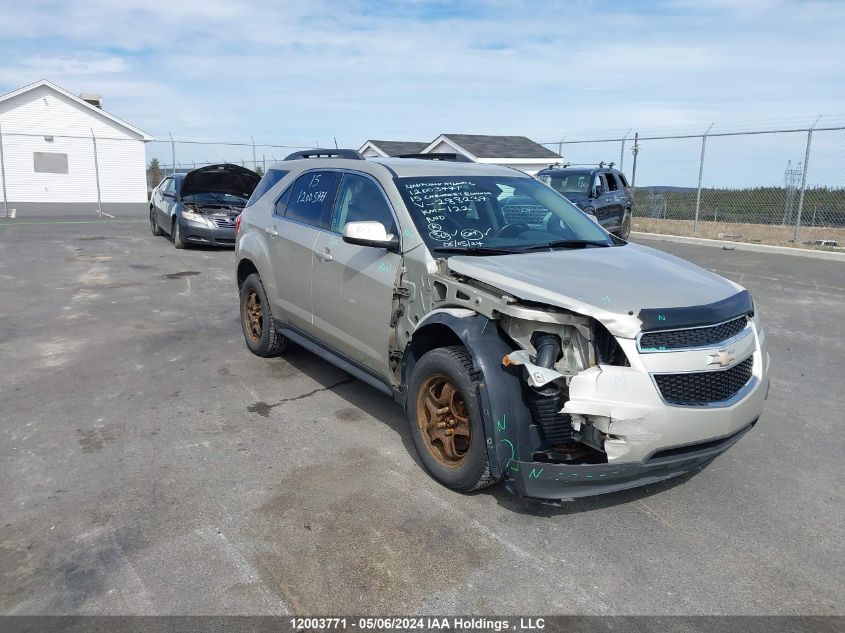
[0,218,842,615]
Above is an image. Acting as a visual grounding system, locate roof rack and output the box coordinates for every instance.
[283,149,364,161]
[395,152,474,163]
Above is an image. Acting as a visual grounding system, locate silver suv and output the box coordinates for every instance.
[235,149,770,500]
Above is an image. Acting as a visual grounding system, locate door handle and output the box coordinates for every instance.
[315,248,333,262]
[265,226,278,238]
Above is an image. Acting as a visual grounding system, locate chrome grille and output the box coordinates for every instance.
[210,216,235,228]
[503,205,548,224]
[654,356,754,406]
[640,316,748,351]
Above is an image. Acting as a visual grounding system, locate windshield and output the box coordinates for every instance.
[537,171,592,195]
[182,191,248,205]
[395,175,613,253]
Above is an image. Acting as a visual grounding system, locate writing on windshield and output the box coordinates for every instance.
[403,180,494,248]
[396,175,611,253]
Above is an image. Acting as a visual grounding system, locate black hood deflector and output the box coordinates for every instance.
[638,290,753,332]
[181,164,260,199]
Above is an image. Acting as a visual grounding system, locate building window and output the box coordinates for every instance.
[33,152,69,174]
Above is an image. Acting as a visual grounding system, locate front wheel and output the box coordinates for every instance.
[614,212,631,240]
[239,273,288,357]
[173,218,187,249]
[407,346,498,493]
[150,207,164,236]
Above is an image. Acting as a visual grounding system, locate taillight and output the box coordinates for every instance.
[235,213,242,235]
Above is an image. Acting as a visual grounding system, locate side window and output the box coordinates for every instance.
[245,169,289,207]
[330,173,397,235]
[283,171,341,228]
[604,173,618,192]
[162,178,174,193]
[618,173,629,188]
[273,185,293,217]
[593,174,605,195]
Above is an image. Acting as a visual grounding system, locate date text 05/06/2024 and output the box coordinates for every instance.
[288,617,547,631]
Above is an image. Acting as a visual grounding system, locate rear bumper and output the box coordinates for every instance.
[506,418,757,499]
[179,220,236,247]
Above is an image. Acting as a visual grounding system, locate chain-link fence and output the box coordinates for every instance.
[541,122,845,248]
[144,136,316,184]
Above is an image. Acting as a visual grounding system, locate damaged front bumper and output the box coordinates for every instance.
[507,418,758,499]
[178,217,236,246]
[502,319,771,500]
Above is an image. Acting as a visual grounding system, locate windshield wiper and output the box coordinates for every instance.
[516,239,612,251]
[431,245,525,256]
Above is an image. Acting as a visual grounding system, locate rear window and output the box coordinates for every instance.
[245,169,289,207]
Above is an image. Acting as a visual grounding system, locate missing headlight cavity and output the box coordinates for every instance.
[594,321,629,366]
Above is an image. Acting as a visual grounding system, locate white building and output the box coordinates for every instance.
[0,79,153,217]
[358,134,561,174]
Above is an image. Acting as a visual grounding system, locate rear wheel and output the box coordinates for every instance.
[173,218,187,249]
[150,207,164,236]
[408,346,497,492]
[614,212,631,240]
[239,273,287,357]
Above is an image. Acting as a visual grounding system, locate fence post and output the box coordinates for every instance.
[793,117,820,242]
[169,132,176,175]
[91,128,103,220]
[693,123,714,233]
[630,132,639,188]
[619,130,631,172]
[0,123,8,218]
[251,136,256,171]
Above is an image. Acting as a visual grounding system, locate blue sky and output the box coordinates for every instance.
[1,0,843,185]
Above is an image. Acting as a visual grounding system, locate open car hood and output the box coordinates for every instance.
[181,164,260,200]
[447,243,746,338]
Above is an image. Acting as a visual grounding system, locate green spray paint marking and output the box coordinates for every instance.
[601,295,613,304]
[658,313,666,321]
[499,438,519,472]
[402,228,415,238]
[528,468,544,479]
[496,414,506,431]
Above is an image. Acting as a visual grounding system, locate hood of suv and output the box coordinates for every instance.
[561,192,589,208]
[181,164,260,200]
[447,243,744,338]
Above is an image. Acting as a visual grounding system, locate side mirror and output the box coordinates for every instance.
[342,221,399,251]
[591,185,605,198]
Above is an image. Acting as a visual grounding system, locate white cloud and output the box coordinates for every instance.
[0,0,841,151]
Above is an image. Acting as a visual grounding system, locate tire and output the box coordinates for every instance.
[150,207,164,236]
[407,346,497,493]
[239,273,288,357]
[173,218,187,249]
[614,212,631,240]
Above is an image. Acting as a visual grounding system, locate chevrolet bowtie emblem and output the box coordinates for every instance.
[707,348,736,367]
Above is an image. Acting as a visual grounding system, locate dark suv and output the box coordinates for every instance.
[535,165,632,239]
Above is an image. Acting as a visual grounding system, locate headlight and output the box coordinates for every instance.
[181,210,207,225]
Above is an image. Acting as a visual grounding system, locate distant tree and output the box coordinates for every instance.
[147,158,162,188]
[255,164,265,177]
